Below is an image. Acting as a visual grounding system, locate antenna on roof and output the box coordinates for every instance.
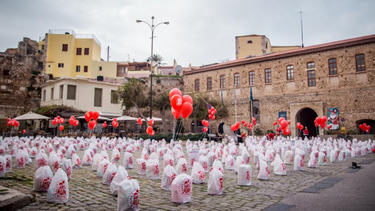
[300,11,304,48]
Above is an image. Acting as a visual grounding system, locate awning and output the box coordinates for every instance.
[15,112,50,120]
[76,116,110,121]
[115,115,138,121]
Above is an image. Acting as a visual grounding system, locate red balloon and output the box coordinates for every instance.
[283,128,290,136]
[297,122,301,128]
[211,115,216,121]
[7,121,11,126]
[70,116,75,120]
[60,118,65,124]
[315,117,321,125]
[367,125,371,130]
[59,125,64,131]
[146,126,153,134]
[202,127,208,133]
[57,116,60,120]
[372,148,375,153]
[172,108,181,119]
[277,128,281,132]
[235,122,240,128]
[69,119,74,126]
[252,117,256,126]
[321,116,327,124]
[169,88,182,99]
[273,121,278,126]
[241,120,246,125]
[149,119,154,126]
[137,117,142,125]
[85,112,92,122]
[7,118,10,122]
[231,125,237,132]
[327,125,332,130]
[14,121,19,127]
[180,102,193,119]
[208,114,213,119]
[73,120,79,127]
[88,120,96,130]
[182,95,193,105]
[114,122,118,129]
[278,117,285,124]
[150,130,155,136]
[93,111,100,121]
[366,130,369,133]
[113,118,118,122]
[170,94,183,111]
[22,129,26,133]
[280,120,288,129]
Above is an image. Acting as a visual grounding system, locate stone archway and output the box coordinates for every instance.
[296,108,318,138]
[290,102,324,137]
[356,119,375,134]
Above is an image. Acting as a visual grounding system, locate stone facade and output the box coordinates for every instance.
[183,34,375,136]
[0,38,46,120]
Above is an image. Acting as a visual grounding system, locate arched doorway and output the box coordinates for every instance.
[356,119,375,134]
[296,108,318,138]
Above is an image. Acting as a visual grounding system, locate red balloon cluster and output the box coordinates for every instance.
[52,116,65,131]
[201,119,209,133]
[7,118,20,127]
[111,118,118,129]
[231,121,240,132]
[296,122,304,130]
[137,117,143,125]
[315,116,327,128]
[69,116,79,127]
[208,106,217,121]
[146,126,155,136]
[278,117,291,136]
[103,121,107,128]
[169,88,193,119]
[359,123,371,133]
[85,111,100,122]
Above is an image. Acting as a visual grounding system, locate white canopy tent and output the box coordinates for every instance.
[76,116,110,121]
[115,115,138,121]
[15,112,50,120]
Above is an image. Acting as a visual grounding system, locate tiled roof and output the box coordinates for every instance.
[185,34,375,75]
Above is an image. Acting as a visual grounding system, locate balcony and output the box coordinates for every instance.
[48,29,101,47]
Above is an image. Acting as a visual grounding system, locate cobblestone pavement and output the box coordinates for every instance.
[1,147,374,211]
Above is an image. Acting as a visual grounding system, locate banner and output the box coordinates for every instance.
[327,107,339,130]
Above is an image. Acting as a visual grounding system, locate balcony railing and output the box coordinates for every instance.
[48,29,101,47]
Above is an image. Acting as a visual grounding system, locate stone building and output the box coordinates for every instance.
[184,34,375,137]
[0,38,45,121]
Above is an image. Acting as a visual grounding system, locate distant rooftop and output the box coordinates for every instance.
[48,29,101,47]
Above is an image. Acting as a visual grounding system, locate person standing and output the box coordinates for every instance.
[303,127,309,139]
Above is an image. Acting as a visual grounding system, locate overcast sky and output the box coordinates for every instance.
[1,0,375,67]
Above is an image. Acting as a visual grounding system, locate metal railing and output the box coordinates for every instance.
[48,29,101,47]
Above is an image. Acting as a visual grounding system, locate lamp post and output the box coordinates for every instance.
[136,16,169,120]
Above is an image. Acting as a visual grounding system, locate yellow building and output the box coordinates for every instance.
[41,29,117,79]
[235,34,300,59]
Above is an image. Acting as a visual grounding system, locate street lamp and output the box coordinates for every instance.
[136,16,169,120]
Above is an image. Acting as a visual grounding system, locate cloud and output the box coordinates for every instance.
[1,0,374,67]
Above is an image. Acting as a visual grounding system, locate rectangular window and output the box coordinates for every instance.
[59,85,63,99]
[94,88,102,107]
[207,77,212,90]
[307,62,315,69]
[111,90,118,104]
[67,85,76,100]
[195,79,200,91]
[62,44,68,52]
[76,65,80,72]
[220,75,225,89]
[58,63,64,68]
[355,54,365,72]
[234,73,240,87]
[249,71,255,86]
[50,88,54,100]
[328,58,337,75]
[84,48,89,55]
[84,66,88,72]
[43,89,46,101]
[308,70,316,87]
[286,65,294,80]
[42,45,45,50]
[99,66,102,71]
[265,68,271,83]
[3,70,10,76]
[38,62,43,70]
[76,48,82,55]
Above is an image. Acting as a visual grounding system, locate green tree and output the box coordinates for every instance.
[117,78,149,125]
[147,54,166,65]
[152,90,170,134]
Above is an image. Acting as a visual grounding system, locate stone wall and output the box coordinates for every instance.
[183,40,375,136]
[0,38,46,121]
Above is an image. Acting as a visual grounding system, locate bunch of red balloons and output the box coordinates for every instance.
[146,118,155,136]
[137,117,143,125]
[69,116,79,127]
[7,118,19,127]
[359,123,371,133]
[240,118,255,131]
[278,117,291,136]
[314,116,327,128]
[201,119,209,133]
[52,116,65,131]
[231,121,240,132]
[296,122,304,130]
[208,106,216,121]
[169,88,193,119]
[112,118,118,129]
[85,111,100,130]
